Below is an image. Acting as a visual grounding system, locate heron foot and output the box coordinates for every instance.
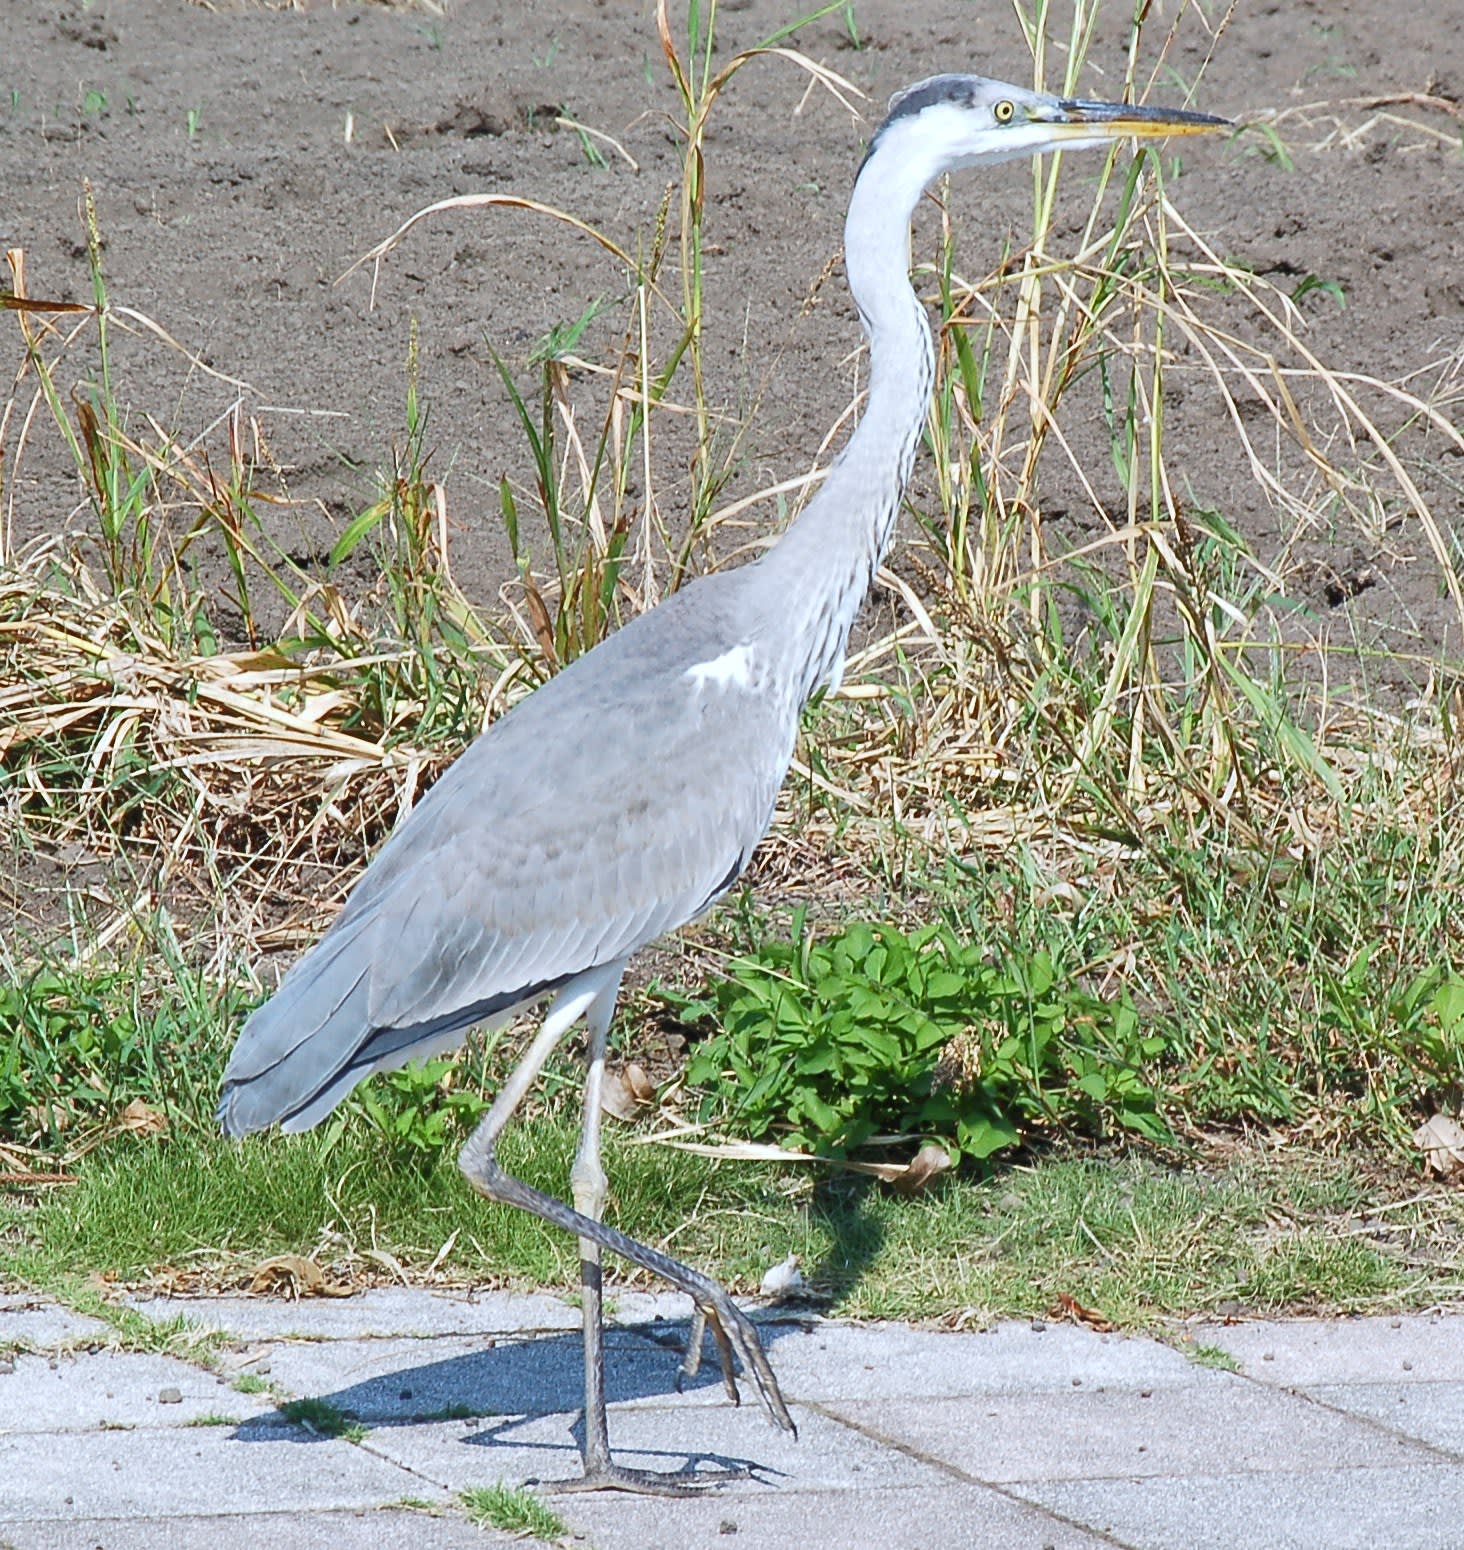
[677,1306,709,1386]
[545,1460,756,1498]
[673,1281,795,1438]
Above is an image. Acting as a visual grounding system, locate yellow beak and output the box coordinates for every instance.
[1044,97,1231,140]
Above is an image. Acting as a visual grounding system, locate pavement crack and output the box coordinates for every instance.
[1242,1373,1464,1468]
[798,1399,1146,1550]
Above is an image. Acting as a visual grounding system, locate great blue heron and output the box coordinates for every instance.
[219,73,1227,1493]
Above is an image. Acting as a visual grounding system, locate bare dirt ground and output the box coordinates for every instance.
[4,0,1461,673]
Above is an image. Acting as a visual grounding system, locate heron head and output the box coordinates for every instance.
[867,73,1229,180]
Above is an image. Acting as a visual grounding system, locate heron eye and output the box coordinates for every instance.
[994,99,1016,124]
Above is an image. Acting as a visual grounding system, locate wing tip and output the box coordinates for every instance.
[215,1082,262,1140]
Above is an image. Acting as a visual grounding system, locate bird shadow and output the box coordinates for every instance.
[464,1411,787,1488]
[804,1170,887,1308]
[232,1315,801,1485]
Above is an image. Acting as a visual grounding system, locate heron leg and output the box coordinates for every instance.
[550,978,773,1498]
[457,968,794,1493]
[569,977,613,1478]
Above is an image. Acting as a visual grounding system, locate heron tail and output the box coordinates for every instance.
[218,910,563,1139]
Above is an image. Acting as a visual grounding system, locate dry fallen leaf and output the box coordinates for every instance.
[888,1142,954,1196]
[361,1247,410,1286]
[638,1133,954,1195]
[248,1254,354,1299]
[1052,1291,1115,1332]
[600,1062,656,1122]
[1414,1114,1464,1178]
[425,1227,461,1278]
[1032,880,1084,912]
[117,1099,167,1136]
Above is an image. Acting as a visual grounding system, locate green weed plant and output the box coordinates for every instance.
[0,955,242,1150]
[320,1055,489,1165]
[684,916,1167,1163]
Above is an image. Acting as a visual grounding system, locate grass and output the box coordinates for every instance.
[3,0,1464,1330]
[278,1395,366,1442]
[4,1126,1447,1325]
[13,1272,229,1363]
[1186,1345,1242,1373]
[459,1483,568,1541]
[396,1495,449,1514]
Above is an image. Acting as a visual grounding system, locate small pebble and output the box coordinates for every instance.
[158,1387,182,1405]
[1071,1377,1082,1387]
[1262,1351,1275,1362]
[1140,1389,1152,1399]
[1402,1360,1413,1372]
[1030,1319,1046,1333]
[718,1521,738,1536]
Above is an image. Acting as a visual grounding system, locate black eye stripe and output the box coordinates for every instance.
[868,76,1022,162]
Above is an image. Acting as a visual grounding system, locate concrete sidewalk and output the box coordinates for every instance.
[3,1288,1464,1550]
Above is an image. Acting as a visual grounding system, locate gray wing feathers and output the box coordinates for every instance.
[218,924,377,1136]
[219,577,789,1137]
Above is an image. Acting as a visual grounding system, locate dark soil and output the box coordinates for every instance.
[3,2,1461,673]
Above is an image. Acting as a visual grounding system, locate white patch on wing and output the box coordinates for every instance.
[686,643,755,691]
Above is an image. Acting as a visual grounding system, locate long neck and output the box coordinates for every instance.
[756,138,937,704]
